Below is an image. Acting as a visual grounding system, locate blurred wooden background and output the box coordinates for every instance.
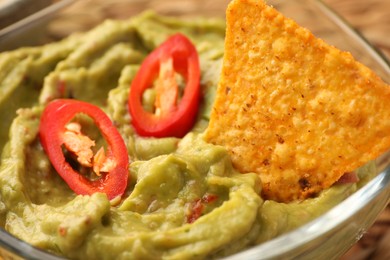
[47,0,390,259]
[47,0,390,61]
[325,0,390,60]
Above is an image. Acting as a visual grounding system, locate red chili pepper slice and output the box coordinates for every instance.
[187,194,219,223]
[187,198,203,224]
[128,33,201,138]
[39,99,129,200]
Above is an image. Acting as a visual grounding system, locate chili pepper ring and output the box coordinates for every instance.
[39,99,129,200]
[128,33,201,138]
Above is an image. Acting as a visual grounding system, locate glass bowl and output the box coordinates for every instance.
[0,0,75,51]
[0,0,388,259]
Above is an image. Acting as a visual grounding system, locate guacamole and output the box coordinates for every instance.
[0,12,375,259]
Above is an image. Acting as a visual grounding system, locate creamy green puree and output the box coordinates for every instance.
[0,12,376,259]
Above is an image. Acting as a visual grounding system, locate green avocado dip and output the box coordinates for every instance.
[0,12,376,259]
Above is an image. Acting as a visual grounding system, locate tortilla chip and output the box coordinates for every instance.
[204,0,390,202]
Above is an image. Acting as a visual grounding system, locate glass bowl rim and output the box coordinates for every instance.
[0,0,388,259]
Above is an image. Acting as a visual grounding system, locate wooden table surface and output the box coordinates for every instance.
[48,0,390,60]
[48,0,390,259]
[325,0,390,60]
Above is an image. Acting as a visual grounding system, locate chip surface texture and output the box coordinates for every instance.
[204,0,390,202]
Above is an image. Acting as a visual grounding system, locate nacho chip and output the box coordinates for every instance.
[204,0,390,202]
